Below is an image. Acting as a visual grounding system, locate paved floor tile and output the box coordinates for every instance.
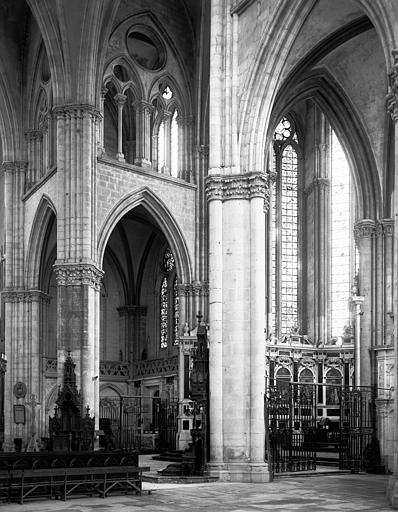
[0,461,393,512]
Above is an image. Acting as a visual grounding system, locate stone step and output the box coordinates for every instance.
[142,473,219,484]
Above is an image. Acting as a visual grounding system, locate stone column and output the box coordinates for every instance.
[114,93,126,162]
[134,100,153,167]
[40,116,48,178]
[207,187,223,469]
[162,112,172,175]
[2,290,49,451]
[98,86,107,157]
[354,219,376,386]
[54,264,103,423]
[25,131,42,189]
[386,49,398,507]
[249,183,268,474]
[3,161,26,291]
[381,219,394,345]
[53,104,102,427]
[350,294,364,386]
[117,305,147,362]
[178,115,194,182]
[206,173,269,482]
[304,106,330,343]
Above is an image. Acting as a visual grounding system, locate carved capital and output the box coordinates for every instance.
[117,305,147,317]
[192,281,209,296]
[53,104,102,122]
[25,129,43,142]
[132,99,154,114]
[53,263,104,290]
[177,283,191,296]
[379,218,394,237]
[206,172,270,203]
[354,219,377,241]
[2,161,28,173]
[195,145,209,157]
[176,115,193,127]
[2,289,50,304]
[305,177,330,196]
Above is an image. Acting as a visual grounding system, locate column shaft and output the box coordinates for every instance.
[354,219,376,386]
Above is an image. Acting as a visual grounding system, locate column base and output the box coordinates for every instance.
[206,461,270,483]
[134,157,151,167]
[387,475,398,508]
[116,153,125,162]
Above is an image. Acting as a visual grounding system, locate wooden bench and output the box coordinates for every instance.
[2,465,150,504]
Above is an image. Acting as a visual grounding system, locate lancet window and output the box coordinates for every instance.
[160,248,179,349]
[270,116,300,337]
[269,113,354,344]
[154,85,181,178]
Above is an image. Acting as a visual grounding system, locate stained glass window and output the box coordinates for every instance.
[160,276,168,349]
[160,248,179,349]
[271,117,299,337]
[330,130,351,337]
[173,276,179,345]
[163,248,175,272]
[280,144,298,333]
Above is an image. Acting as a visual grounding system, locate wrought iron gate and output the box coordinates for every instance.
[100,396,142,450]
[99,396,178,452]
[265,383,381,478]
[339,386,379,473]
[266,383,317,478]
[155,399,178,453]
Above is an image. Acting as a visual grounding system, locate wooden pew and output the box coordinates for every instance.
[4,464,150,504]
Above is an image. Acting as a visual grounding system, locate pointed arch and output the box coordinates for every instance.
[45,384,59,415]
[268,69,381,219]
[26,195,57,289]
[148,74,187,116]
[0,58,21,159]
[103,55,144,99]
[99,383,123,397]
[97,187,192,284]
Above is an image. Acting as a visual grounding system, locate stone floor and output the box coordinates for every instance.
[0,455,393,511]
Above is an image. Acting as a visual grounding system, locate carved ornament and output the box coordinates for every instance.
[25,129,43,141]
[176,115,193,127]
[2,290,51,304]
[325,357,342,368]
[301,357,315,367]
[117,305,147,317]
[277,355,291,366]
[53,104,102,122]
[2,161,28,173]
[292,350,302,362]
[380,219,394,237]
[206,172,270,203]
[305,177,330,196]
[176,282,209,297]
[354,219,377,241]
[54,263,104,290]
